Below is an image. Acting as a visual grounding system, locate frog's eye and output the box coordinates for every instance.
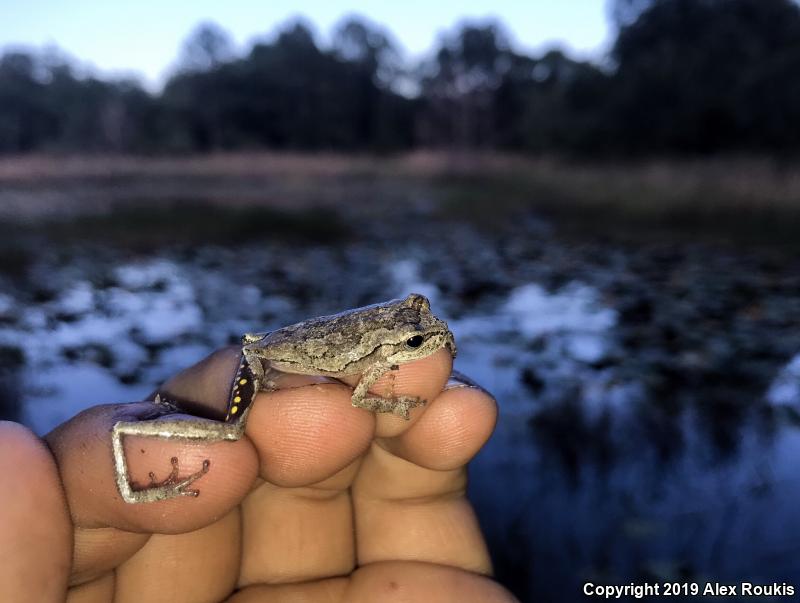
[406,335,424,348]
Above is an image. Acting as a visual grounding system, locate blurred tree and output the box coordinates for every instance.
[608,0,800,152]
[245,20,352,148]
[332,15,403,87]
[331,15,412,149]
[0,48,159,153]
[419,21,512,147]
[178,21,235,72]
[0,52,57,151]
[609,0,658,26]
[737,49,800,150]
[160,18,414,151]
[417,22,608,153]
[495,49,613,153]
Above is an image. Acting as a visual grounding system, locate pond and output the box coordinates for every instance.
[1,213,799,602]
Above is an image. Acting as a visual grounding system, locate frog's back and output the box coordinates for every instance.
[246,295,430,371]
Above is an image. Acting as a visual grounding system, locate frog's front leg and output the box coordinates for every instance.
[351,363,425,420]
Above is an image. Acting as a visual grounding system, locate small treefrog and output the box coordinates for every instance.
[112,293,456,504]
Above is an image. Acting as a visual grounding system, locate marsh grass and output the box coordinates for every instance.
[428,155,800,247]
[1,152,800,249]
[436,171,800,247]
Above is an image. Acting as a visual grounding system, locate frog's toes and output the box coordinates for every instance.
[141,457,211,498]
[354,394,425,420]
[392,395,426,420]
[174,459,212,497]
[149,456,180,486]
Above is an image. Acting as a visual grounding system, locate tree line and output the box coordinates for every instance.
[2,0,800,156]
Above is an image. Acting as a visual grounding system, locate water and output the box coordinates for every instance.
[1,231,799,601]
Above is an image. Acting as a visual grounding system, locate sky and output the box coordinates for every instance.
[1,0,612,89]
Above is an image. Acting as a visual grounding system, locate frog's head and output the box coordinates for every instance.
[386,293,456,363]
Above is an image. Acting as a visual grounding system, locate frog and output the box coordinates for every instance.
[111,293,456,504]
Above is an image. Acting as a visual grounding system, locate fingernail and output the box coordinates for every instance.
[444,370,493,398]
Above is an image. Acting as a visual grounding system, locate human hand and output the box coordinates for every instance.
[0,346,518,602]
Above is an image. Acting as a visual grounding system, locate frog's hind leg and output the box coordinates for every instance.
[112,352,260,504]
[351,363,425,420]
[227,349,265,420]
[111,414,248,504]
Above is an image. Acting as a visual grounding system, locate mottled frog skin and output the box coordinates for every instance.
[111,294,456,503]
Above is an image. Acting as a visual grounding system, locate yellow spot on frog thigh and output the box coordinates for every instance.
[231,406,239,414]
[234,396,242,403]
[239,378,248,385]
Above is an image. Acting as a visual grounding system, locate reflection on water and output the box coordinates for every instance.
[1,233,799,602]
